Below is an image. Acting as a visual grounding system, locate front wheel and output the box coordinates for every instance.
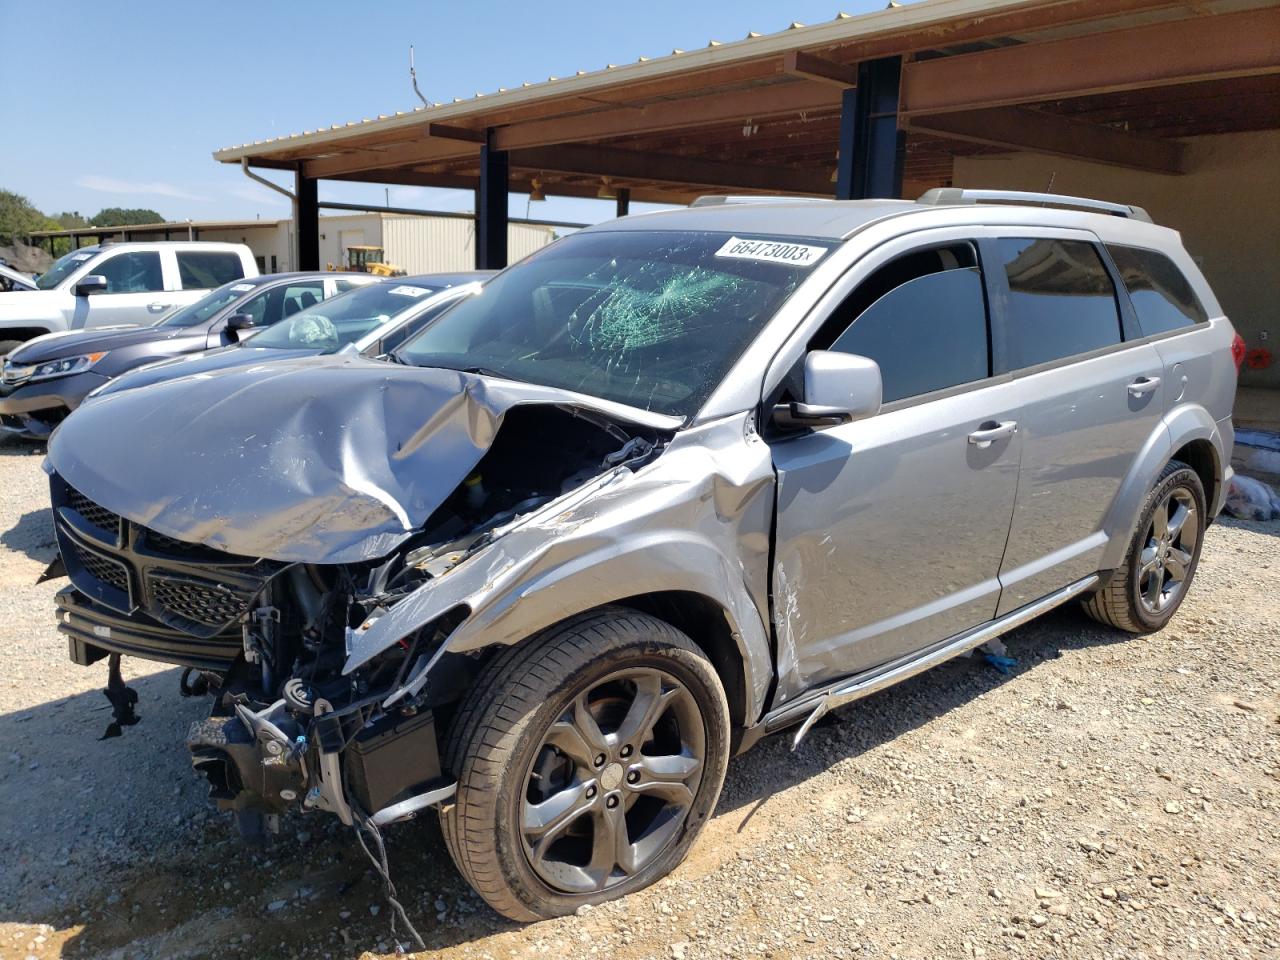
[440,609,730,921]
[1083,459,1206,632]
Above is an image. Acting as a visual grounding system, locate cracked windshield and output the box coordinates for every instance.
[394,230,834,416]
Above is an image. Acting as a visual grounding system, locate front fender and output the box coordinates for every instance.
[346,414,777,724]
[1098,403,1223,571]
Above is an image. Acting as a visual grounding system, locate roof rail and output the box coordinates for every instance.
[916,188,1152,223]
[690,195,834,207]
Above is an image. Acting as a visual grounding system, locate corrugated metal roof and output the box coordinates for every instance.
[213,0,1043,161]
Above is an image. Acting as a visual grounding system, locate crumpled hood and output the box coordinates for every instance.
[12,325,186,364]
[47,353,680,563]
[90,345,320,399]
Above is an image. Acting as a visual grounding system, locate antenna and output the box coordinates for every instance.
[409,45,429,108]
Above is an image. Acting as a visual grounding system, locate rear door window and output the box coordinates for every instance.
[994,238,1122,370]
[813,243,990,404]
[1105,244,1208,335]
[93,251,165,293]
[176,251,246,290]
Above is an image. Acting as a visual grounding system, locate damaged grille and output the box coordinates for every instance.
[69,541,130,595]
[150,575,254,628]
[51,471,280,638]
[66,487,122,535]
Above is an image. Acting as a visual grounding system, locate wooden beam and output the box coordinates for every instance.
[900,7,1280,116]
[508,143,834,195]
[323,167,695,205]
[492,81,842,151]
[908,106,1185,174]
[303,136,473,178]
[427,122,486,142]
[783,50,859,88]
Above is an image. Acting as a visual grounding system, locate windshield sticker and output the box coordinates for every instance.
[714,237,827,267]
[231,283,255,292]
[389,285,429,298]
[71,253,93,262]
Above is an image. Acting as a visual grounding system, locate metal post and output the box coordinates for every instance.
[476,134,509,270]
[296,168,320,271]
[615,188,631,218]
[835,56,905,200]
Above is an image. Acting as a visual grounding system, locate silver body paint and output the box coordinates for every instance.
[47,197,1236,734]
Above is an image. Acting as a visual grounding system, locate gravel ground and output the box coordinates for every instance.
[0,435,1276,960]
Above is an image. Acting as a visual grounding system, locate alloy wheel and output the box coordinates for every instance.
[520,667,706,895]
[1137,486,1198,616]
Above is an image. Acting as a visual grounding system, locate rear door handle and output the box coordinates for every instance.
[1127,376,1161,397]
[147,302,169,313]
[967,420,1017,446]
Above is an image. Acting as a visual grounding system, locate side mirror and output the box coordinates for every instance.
[225,313,257,342]
[74,275,108,297]
[778,351,882,429]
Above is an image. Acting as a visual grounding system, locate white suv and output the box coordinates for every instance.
[0,241,258,354]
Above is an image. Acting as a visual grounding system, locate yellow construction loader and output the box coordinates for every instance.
[340,245,405,277]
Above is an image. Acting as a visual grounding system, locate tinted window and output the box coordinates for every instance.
[94,251,164,293]
[158,281,256,327]
[832,268,988,403]
[997,238,1122,369]
[236,282,325,329]
[1106,244,1208,335]
[177,251,245,290]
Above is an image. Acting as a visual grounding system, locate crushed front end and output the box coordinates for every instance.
[47,396,666,838]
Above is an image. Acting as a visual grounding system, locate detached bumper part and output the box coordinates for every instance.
[57,585,242,671]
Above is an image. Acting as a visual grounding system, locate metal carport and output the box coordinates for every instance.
[213,0,1280,388]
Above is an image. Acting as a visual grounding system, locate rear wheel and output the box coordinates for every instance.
[1083,460,1206,632]
[440,609,730,921]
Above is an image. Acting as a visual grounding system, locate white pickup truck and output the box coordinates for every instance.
[0,241,259,354]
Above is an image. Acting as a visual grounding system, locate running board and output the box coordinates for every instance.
[767,575,1100,750]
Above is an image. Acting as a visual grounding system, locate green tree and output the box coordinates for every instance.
[89,207,163,227]
[0,189,59,242]
[54,211,88,229]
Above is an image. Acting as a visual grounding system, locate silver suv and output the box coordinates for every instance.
[44,190,1237,923]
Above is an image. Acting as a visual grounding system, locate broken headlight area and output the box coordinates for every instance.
[53,404,665,832]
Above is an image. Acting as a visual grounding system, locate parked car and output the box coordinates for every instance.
[81,271,491,403]
[0,241,258,354]
[0,261,36,293]
[44,190,1237,922]
[0,272,376,439]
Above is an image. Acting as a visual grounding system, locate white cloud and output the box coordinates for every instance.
[75,175,208,202]
[225,182,289,207]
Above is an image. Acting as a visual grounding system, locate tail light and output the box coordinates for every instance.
[1231,333,1246,371]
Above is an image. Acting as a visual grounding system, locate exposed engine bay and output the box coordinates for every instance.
[50,404,664,839]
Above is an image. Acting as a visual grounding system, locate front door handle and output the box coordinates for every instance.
[967,420,1018,446]
[1127,376,1161,397]
[147,302,169,313]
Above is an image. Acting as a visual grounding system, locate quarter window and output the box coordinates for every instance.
[996,238,1122,369]
[93,251,164,293]
[1105,244,1208,335]
[176,251,245,290]
[816,244,990,404]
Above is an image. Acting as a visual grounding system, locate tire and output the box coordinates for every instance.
[0,340,22,357]
[1082,459,1206,633]
[439,608,731,921]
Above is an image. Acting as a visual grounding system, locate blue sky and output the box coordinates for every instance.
[0,0,889,226]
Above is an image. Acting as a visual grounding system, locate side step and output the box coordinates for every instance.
[768,575,1100,750]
